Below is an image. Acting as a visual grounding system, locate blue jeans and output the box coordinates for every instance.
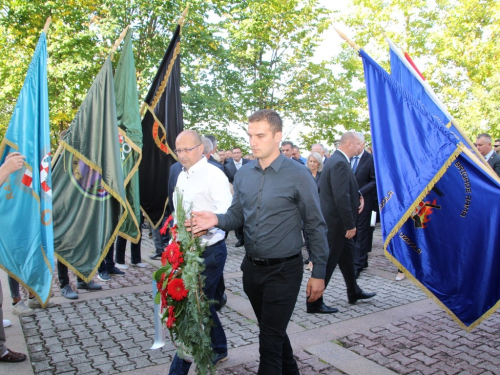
[168,240,228,375]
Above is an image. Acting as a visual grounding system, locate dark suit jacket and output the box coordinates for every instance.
[353,151,376,211]
[208,155,224,171]
[224,158,250,183]
[167,162,183,216]
[320,150,360,233]
[488,152,500,177]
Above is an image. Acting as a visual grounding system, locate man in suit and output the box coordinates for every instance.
[352,133,376,277]
[307,132,376,314]
[224,147,249,247]
[476,133,500,177]
[494,139,500,155]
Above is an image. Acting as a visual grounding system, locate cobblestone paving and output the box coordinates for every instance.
[225,266,427,329]
[338,308,500,375]
[218,349,345,375]
[20,291,262,374]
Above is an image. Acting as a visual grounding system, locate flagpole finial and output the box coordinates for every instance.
[110,25,130,56]
[177,5,189,26]
[334,27,360,51]
[43,17,52,34]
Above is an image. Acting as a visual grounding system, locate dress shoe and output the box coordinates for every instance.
[212,351,228,366]
[0,349,27,362]
[363,261,369,269]
[306,303,338,314]
[355,269,361,279]
[235,240,244,247]
[215,293,227,312]
[348,291,376,304]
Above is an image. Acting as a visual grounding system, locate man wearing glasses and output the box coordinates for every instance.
[494,139,500,155]
[475,133,500,177]
[168,130,232,374]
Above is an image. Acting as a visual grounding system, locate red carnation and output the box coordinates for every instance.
[166,305,176,329]
[171,224,178,239]
[165,242,182,266]
[167,278,188,301]
[161,250,168,266]
[160,215,174,235]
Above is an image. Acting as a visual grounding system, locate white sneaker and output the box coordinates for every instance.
[115,263,129,270]
[131,263,147,268]
[27,298,55,309]
[12,300,35,316]
[395,272,405,281]
[3,319,11,328]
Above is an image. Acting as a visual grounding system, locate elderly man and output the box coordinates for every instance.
[476,133,500,177]
[188,109,329,375]
[311,143,327,163]
[307,132,376,314]
[168,130,232,374]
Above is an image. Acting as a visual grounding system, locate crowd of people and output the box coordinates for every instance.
[2,110,499,372]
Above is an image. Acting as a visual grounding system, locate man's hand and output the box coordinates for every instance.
[184,211,218,234]
[358,195,365,214]
[306,277,324,302]
[4,152,25,173]
[345,228,356,239]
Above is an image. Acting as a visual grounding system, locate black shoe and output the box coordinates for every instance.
[355,270,361,279]
[306,303,338,314]
[348,291,376,304]
[215,293,227,312]
[109,266,125,277]
[363,261,368,269]
[235,240,244,247]
[212,352,228,366]
[149,253,162,260]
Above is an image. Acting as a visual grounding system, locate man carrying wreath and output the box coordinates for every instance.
[168,130,232,374]
[188,110,329,375]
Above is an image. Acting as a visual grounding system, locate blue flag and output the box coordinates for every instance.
[0,32,54,306]
[386,38,485,162]
[360,49,500,330]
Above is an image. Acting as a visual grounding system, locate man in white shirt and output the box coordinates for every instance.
[168,130,232,374]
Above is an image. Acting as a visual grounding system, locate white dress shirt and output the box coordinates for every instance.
[174,157,232,246]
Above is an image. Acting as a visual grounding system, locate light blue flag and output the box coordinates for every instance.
[0,31,54,306]
[361,49,500,330]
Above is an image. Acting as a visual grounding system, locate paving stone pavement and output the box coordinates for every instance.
[11,226,500,375]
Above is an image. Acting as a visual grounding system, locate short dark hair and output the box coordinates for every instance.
[281,141,294,148]
[496,139,500,143]
[232,146,242,152]
[248,109,283,135]
[205,134,217,148]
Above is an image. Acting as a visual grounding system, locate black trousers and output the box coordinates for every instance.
[354,210,373,273]
[115,236,142,264]
[57,260,83,286]
[308,232,361,308]
[242,255,302,375]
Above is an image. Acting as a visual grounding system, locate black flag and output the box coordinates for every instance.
[139,24,184,228]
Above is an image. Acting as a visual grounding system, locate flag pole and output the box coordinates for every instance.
[334,27,361,51]
[177,5,189,27]
[110,25,130,57]
[43,17,52,34]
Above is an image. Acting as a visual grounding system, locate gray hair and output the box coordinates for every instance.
[356,132,365,143]
[201,137,213,155]
[205,134,217,149]
[308,152,324,172]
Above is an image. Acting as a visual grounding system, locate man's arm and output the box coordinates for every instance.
[331,161,356,231]
[0,152,25,187]
[358,154,376,196]
[296,169,328,301]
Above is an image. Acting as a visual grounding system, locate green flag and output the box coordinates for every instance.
[115,29,143,243]
[52,57,127,282]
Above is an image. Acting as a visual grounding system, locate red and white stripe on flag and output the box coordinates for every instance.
[21,168,33,188]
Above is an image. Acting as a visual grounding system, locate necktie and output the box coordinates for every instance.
[352,156,359,173]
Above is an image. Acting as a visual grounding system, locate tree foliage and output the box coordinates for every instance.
[1,0,499,151]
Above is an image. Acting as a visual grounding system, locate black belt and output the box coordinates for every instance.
[246,253,299,266]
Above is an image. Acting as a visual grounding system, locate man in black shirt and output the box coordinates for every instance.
[188,109,329,375]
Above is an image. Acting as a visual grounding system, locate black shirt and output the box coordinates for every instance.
[216,153,329,279]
